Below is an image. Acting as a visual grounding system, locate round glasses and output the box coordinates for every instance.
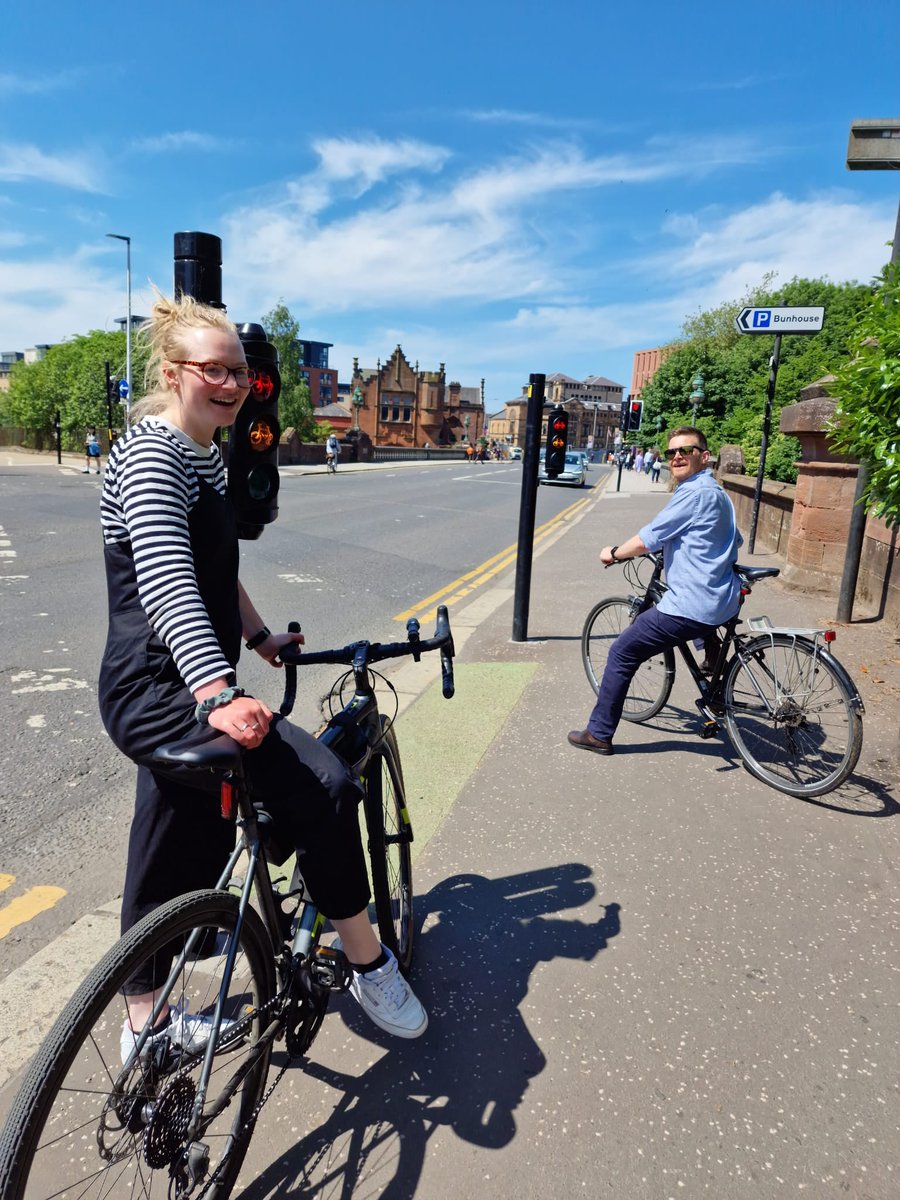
[169,360,255,388]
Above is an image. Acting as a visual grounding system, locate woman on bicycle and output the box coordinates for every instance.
[99,294,427,1058]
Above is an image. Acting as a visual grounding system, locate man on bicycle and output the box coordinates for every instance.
[569,426,742,755]
[326,432,341,469]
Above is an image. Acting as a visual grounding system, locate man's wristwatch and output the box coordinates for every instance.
[244,627,271,651]
[195,686,246,725]
[610,545,620,562]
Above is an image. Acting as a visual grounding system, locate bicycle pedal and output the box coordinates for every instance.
[699,719,720,739]
[310,945,353,992]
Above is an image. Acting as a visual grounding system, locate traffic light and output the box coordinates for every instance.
[620,397,630,434]
[228,323,280,539]
[629,399,643,432]
[544,405,569,478]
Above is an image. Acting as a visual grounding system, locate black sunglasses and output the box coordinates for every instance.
[664,444,704,461]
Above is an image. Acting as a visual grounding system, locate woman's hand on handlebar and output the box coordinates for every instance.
[253,630,305,669]
[208,695,273,746]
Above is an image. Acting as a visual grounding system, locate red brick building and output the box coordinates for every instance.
[351,345,484,448]
[630,346,672,398]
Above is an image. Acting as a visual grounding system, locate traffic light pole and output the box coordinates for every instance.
[512,373,546,642]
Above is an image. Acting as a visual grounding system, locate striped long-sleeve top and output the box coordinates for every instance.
[100,416,236,693]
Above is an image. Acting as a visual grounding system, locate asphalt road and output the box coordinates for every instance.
[0,453,603,974]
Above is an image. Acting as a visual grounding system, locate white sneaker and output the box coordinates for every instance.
[120,1002,237,1066]
[333,940,428,1039]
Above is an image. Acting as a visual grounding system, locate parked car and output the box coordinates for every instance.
[539,451,587,487]
[509,446,523,460]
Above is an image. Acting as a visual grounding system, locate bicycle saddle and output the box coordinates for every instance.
[153,733,241,770]
[734,564,781,583]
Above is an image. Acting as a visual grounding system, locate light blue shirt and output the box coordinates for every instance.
[637,470,742,625]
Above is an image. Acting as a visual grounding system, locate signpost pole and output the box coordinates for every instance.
[748,333,782,554]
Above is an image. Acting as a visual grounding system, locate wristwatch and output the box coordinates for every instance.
[195,686,246,725]
[244,627,271,651]
[610,545,620,562]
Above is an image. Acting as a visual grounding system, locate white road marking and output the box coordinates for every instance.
[277,573,324,584]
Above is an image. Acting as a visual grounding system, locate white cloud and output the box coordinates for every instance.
[652,191,893,297]
[130,131,231,154]
[0,143,104,192]
[0,70,79,96]
[223,135,775,319]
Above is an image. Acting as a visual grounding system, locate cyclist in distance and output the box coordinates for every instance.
[99,294,427,1061]
[326,431,341,469]
[569,426,742,756]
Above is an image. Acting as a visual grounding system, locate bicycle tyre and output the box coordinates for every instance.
[723,634,864,798]
[0,890,275,1200]
[363,719,414,975]
[581,597,675,722]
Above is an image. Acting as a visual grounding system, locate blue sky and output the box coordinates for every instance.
[2,0,898,409]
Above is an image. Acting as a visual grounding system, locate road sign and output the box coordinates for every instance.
[118,379,130,398]
[735,306,825,335]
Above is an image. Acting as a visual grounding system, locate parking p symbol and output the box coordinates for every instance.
[752,310,771,328]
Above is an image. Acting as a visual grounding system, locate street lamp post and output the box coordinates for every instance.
[352,384,364,431]
[106,234,132,428]
[690,373,705,425]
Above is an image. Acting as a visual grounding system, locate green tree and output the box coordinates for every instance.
[4,331,147,450]
[260,303,317,441]
[830,264,900,527]
[639,278,873,482]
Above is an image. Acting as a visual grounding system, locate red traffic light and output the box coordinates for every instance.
[552,416,567,432]
[250,371,275,402]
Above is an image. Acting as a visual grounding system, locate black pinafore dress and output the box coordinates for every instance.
[99,466,368,973]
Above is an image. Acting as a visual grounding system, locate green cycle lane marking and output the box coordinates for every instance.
[396,661,538,862]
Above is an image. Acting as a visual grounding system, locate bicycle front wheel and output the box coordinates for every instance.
[363,719,414,974]
[723,634,864,798]
[581,597,674,722]
[0,890,275,1200]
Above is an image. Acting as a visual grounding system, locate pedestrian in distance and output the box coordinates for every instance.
[465,443,474,463]
[569,427,742,756]
[633,448,644,475]
[99,293,428,1064]
[650,452,662,483]
[83,427,102,474]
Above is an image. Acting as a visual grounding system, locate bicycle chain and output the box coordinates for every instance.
[173,956,339,1199]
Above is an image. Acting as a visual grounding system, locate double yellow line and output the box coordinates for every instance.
[0,872,66,940]
[394,492,595,622]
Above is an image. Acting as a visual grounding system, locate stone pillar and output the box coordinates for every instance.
[779,377,858,593]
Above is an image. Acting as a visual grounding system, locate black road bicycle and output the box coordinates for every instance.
[0,608,455,1200]
[581,556,864,799]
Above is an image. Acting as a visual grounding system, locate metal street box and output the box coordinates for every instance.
[846,119,900,170]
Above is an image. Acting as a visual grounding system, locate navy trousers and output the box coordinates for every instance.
[587,607,719,742]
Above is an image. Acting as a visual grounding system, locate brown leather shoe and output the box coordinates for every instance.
[567,729,614,755]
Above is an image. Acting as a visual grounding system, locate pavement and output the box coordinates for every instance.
[2,451,898,1197]
[245,463,898,1199]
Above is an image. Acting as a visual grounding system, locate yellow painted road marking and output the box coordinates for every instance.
[393,492,595,622]
[0,886,67,939]
[0,874,15,893]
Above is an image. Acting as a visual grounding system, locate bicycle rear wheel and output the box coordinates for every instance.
[581,597,674,722]
[363,719,414,974]
[0,890,275,1200]
[723,634,864,798]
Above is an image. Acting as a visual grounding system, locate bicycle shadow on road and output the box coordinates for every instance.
[621,709,897,817]
[240,864,620,1199]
